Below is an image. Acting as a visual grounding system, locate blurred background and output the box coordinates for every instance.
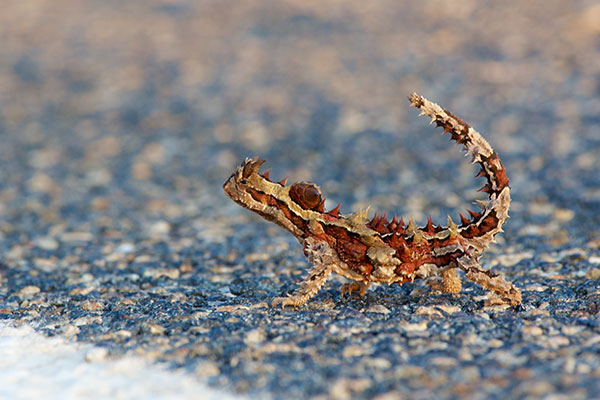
[2,1,599,239]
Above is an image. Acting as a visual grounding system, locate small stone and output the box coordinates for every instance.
[149,221,170,236]
[330,377,371,400]
[17,286,40,297]
[491,350,526,366]
[215,305,237,313]
[62,324,80,338]
[195,360,220,377]
[401,321,428,331]
[244,252,271,262]
[415,306,442,318]
[436,305,461,314]
[430,356,458,368]
[116,330,132,338]
[584,335,600,346]
[586,267,600,280]
[33,258,57,271]
[519,380,554,397]
[554,208,574,222]
[81,300,104,311]
[143,268,180,280]
[35,237,59,250]
[495,251,534,267]
[366,357,392,369]
[525,284,548,292]
[546,336,570,348]
[373,391,404,400]
[61,232,93,242]
[561,325,583,335]
[343,345,369,358]
[69,287,95,296]
[367,304,390,314]
[522,326,544,336]
[244,328,266,345]
[146,324,166,335]
[179,263,194,273]
[116,242,135,253]
[257,342,301,355]
[28,173,57,193]
[73,316,103,326]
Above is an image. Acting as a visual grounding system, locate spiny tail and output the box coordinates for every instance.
[408,93,511,255]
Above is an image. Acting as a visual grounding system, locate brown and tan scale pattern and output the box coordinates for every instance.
[223,93,521,307]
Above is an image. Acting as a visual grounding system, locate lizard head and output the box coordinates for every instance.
[223,157,328,237]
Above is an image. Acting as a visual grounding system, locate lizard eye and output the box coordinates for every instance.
[289,182,322,210]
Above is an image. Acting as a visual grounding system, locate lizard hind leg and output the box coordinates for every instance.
[428,267,462,294]
[457,255,522,306]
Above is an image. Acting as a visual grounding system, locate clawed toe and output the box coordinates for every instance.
[340,281,369,297]
[272,295,306,308]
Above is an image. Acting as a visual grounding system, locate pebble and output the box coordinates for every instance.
[62,324,81,338]
[415,306,443,318]
[61,232,94,242]
[116,330,132,339]
[401,321,428,331]
[115,243,136,253]
[342,345,370,358]
[329,378,371,400]
[35,237,59,250]
[546,336,570,349]
[195,361,220,377]
[145,324,166,336]
[586,267,600,280]
[149,221,170,236]
[143,268,180,280]
[366,304,390,314]
[243,329,266,345]
[522,326,544,336]
[81,301,104,312]
[17,286,41,297]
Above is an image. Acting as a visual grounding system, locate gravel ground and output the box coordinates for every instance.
[1,1,600,399]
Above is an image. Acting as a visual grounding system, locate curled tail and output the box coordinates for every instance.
[408,93,511,256]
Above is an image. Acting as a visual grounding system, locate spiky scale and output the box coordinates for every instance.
[328,203,341,218]
[459,213,470,226]
[478,184,493,194]
[425,217,435,234]
[467,209,482,220]
[314,199,325,213]
[261,169,271,180]
[447,216,459,232]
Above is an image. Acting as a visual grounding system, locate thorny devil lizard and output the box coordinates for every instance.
[223,93,522,307]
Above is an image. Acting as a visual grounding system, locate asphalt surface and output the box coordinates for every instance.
[1,1,600,399]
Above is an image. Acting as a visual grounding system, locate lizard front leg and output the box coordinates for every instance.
[272,238,340,307]
[272,261,333,307]
[457,255,521,306]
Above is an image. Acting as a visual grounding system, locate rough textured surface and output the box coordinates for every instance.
[1,1,599,399]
